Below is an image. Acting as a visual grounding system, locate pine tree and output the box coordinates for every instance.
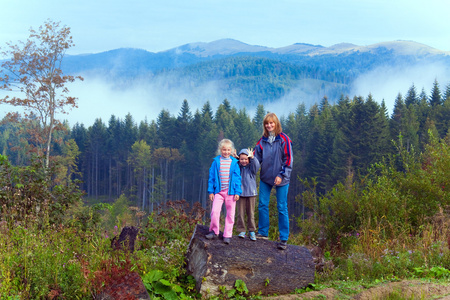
[417,89,432,149]
[198,107,218,208]
[364,95,391,163]
[156,110,176,148]
[390,93,405,141]
[435,95,450,138]
[305,102,336,192]
[215,100,239,144]
[429,79,442,106]
[233,108,257,149]
[176,99,193,146]
[86,119,107,198]
[444,83,450,102]
[405,83,419,107]
[403,105,420,152]
[346,96,371,173]
[106,115,123,198]
[292,103,310,180]
[253,104,266,135]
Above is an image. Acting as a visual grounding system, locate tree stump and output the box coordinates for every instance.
[111,225,139,252]
[185,224,315,297]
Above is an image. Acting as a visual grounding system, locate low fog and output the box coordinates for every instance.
[350,62,450,114]
[59,74,228,126]
[2,61,450,128]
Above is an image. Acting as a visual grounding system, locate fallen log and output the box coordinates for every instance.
[185,224,315,297]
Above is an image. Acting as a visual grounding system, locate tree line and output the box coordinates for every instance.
[1,79,449,217]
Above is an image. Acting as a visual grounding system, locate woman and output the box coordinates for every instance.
[254,112,293,250]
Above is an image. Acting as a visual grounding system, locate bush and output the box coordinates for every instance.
[0,154,83,227]
[138,200,205,278]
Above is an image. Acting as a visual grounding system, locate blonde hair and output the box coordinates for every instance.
[262,112,282,137]
[216,139,235,155]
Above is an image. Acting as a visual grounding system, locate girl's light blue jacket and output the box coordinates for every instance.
[208,155,242,195]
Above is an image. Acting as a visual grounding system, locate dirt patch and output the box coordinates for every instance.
[355,280,450,300]
[263,287,339,299]
[263,280,450,299]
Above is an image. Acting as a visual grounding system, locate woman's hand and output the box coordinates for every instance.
[209,194,215,201]
[234,195,240,201]
[274,176,282,186]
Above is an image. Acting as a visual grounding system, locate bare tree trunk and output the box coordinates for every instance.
[117,162,121,197]
[142,167,146,210]
[201,171,208,209]
[182,175,185,200]
[45,123,54,169]
[164,159,168,202]
[109,156,112,201]
[150,166,155,212]
[198,176,202,204]
[95,149,98,200]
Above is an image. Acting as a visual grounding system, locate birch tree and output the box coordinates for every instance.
[0,19,83,168]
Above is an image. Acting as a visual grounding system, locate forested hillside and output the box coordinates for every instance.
[1,80,449,219]
[159,56,349,104]
[60,39,450,109]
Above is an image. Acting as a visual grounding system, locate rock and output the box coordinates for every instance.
[185,224,315,297]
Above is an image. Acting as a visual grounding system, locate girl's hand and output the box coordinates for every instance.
[209,194,215,201]
[234,195,240,201]
[247,148,254,159]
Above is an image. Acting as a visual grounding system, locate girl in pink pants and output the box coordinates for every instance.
[205,139,242,244]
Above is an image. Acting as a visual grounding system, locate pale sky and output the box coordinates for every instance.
[2,0,450,54]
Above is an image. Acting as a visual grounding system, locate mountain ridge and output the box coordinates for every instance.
[71,39,450,58]
[59,38,450,123]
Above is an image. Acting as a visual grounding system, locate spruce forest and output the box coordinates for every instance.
[3,84,449,219]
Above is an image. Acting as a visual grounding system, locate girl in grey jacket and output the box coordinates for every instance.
[236,148,260,241]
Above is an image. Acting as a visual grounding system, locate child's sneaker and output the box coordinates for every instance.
[205,232,217,240]
[238,232,246,238]
[223,237,231,244]
[249,231,256,241]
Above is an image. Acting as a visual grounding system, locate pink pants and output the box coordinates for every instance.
[209,190,237,238]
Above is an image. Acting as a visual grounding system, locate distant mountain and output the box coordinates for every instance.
[166,39,270,56]
[61,39,450,108]
[164,38,450,57]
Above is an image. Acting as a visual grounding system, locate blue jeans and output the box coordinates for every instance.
[258,181,290,241]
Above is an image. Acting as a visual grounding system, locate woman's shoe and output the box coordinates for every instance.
[255,233,269,240]
[277,240,287,250]
[238,232,246,238]
[249,231,256,241]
